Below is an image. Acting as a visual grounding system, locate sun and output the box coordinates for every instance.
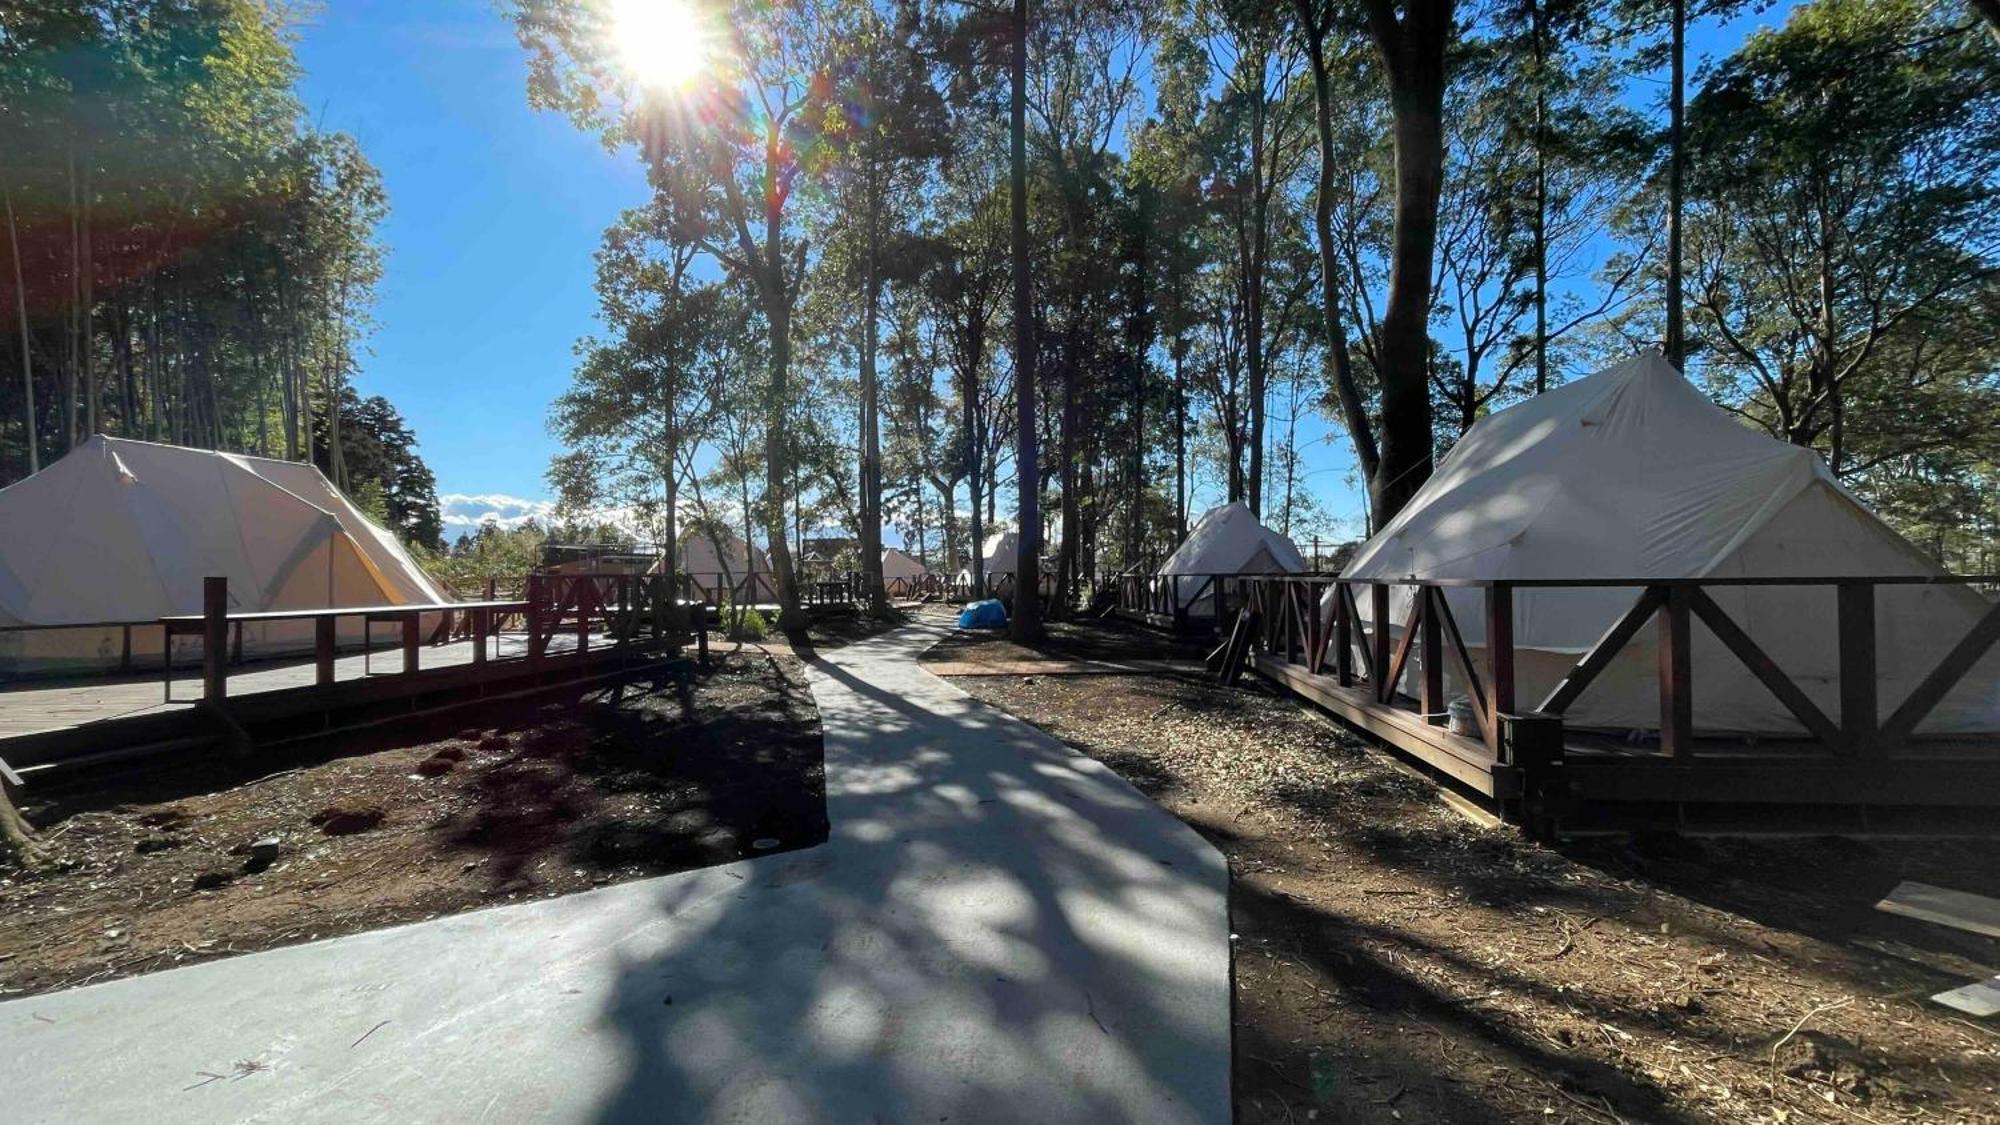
[609,0,712,91]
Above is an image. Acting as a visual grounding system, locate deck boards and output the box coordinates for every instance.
[0,633,578,744]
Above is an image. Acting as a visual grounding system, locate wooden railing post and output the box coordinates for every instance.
[1658,585,1693,759]
[202,576,228,701]
[1370,583,1391,699]
[526,574,545,668]
[1486,582,1515,758]
[401,612,420,675]
[1837,581,1877,755]
[316,616,337,685]
[1419,586,1444,723]
[1334,580,1354,686]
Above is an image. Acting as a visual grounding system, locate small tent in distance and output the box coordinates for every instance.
[1334,351,2000,735]
[882,547,928,594]
[1157,501,1308,609]
[955,530,1055,600]
[651,532,775,605]
[0,436,448,678]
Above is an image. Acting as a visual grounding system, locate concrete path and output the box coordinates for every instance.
[0,624,1232,1123]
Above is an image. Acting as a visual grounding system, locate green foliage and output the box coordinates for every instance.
[0,0,393,488]
[313,386,444,550]
[722,603,769,641]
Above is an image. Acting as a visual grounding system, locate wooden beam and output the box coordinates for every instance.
[1334,581,1355,686]
[202,576,228,702]
[315,617,336,686]
[1419,587,1445,722]
[1432,589,1487,741]
[1536,587,1665,715]
[1485,583,1515,759]
[401,614,420,675]
[1659,587,1693,761]
[1370,584,1391,698]
[1687,587,1842,751]
[1838,582,1877,754]
[1381,594,1422,705]
[1879,598,2000,749]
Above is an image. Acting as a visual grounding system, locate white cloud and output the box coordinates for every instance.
[439,493,556,531]
[439,493,667,539]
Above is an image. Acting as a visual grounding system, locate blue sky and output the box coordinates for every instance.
[292,0,1794,544]
[293,1,652,534]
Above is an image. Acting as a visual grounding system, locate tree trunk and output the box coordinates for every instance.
[1364,0,1450,525]
[1298,2,1380,497]
[4,181,36,474]
[0,779,43,871]
[1009,0,1042,640]
[858,167,889,616]
[80,157,94,440]
[1531,0,1549,394]
[1665,0,1686,370]
[1246,94,1268,518]
[1174,342,1187,540]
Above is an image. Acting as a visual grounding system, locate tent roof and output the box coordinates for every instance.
[882,547,928,578]
[1343,352,1939,583]
[0,435,446,626]
[1159,501,1307,576]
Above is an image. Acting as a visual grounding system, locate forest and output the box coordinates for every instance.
[0,1,441,548]
[511,0,2000,635]
[4,1,1997,630]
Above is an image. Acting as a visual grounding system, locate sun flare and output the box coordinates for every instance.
[609,0,712,90]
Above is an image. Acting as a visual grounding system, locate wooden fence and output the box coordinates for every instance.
[1237,574,2000,833]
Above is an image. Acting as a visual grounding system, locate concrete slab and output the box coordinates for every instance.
[0,624,1232,1123]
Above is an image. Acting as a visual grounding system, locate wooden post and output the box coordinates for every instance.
[1334,580,1354,686]
[1486,582,1515,758]
[1419,587,1444,722]
[1502,711,1566,841]
[315,616,336,685]
[471,608,488,666]
[576,578,591,656]
[120,624,132,673]
[401,613,420,675]
[231,620,244,665]
[526,574,545,668]
[202,576,227,701]
[1370,583,1391,699]
[1837,581,1877,755]
[1658,585,1693,760]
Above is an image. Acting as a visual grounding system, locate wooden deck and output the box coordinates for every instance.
[0,631,666,774]
[0,633,548,741]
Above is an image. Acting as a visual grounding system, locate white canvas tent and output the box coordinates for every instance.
[882,547,928,582]
[0,436,448,676]
[955,530,1057,598]
[652,532,774,602]
[957,530,1022,585]
[1335,352,2000,735]
[1158,501,1306,608]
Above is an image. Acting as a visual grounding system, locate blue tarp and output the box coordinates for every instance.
[958,599,1009,630]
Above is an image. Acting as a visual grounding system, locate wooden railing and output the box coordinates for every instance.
[1239,574,2000,763]
[163,572,692,702]
[1113,572,1268,633]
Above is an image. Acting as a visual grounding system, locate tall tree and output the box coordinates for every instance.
[1356,0,1452,524]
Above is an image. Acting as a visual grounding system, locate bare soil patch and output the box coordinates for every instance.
[0,649,824,999]
[944,628,2000,1124]
[919,612,1211,668]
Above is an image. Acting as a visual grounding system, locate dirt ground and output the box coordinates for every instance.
[0,644,824,999]
[937,622,2000,1125]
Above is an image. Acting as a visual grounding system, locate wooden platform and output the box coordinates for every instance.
[0,631,666,773]
[1255,651,2000,835]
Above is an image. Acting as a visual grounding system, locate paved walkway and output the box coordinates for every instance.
[0,624,1232,1123]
